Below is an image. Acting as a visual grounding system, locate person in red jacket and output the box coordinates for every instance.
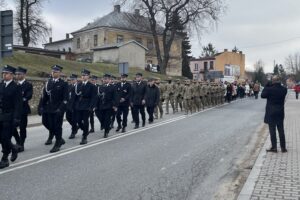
[293,83,300,99]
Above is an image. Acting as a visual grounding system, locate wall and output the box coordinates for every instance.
[215,51,245,78]
[118,43,145,68]
[26,77,46,115]
[93,48,119,63]
[44,40,73,53]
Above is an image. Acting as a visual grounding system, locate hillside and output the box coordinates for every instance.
[2,52,173,80]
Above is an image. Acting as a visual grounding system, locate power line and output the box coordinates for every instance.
[240,36,300,49]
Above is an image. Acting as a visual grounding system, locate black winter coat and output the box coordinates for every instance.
[95,84,116,110]
[145,84,160,107]
[131,81,147,106]
[115,82,131,107]
[74,82,97,111]
[261,83,287,124]
[19,80,33,115]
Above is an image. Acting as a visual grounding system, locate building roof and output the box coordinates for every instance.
[92,40,148,51]
[13,45,68,55]
[72,10,164,35]
[190,56,216,61]
[43,38,73,46]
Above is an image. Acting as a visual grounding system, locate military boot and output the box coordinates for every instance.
[80,136,88,145]
[10,145,19,162]
[0,154,9,169]
[45,132,54,145]
[50,139,64,153]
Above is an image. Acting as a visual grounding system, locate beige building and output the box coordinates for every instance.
[190,49,245,82]
[70,5,183,76]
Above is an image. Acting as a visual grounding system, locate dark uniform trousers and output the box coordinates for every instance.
[116,106,129,128]
[0,121,14,155]
[89,111,95,130]
[269,121,286,149]
[12,114,28,145]
[146,106,155,122]
[66,110,77,134]
[99,109,113,133]
[132,105,145,126]
[47,112,64,140]
[76,110,90,137]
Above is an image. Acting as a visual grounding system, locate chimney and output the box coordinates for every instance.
[114,5,121,13]
[49,37,52,43]
[66,33,70,39]
[134,9,140,16]
[239,51,243,54]
[224,49,228,52]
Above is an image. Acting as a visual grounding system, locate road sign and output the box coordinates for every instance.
[118,62,129,74]
[0,10,13,64]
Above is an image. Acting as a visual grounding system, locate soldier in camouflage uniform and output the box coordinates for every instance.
[192,80,202,112]
[154,78,165,119]
[211,83,217,106]
[221,83,226,104]
[183,79,193,115]
[199,81,205,110]
[207,82,213,107]
[174,79,183,112]
[164,78,175,114]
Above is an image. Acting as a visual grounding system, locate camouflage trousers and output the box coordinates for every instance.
[183,99,193,115]
[193,97,203,112]
[155,100,164,119]
[165,95,175,114]
[175,96,183,112]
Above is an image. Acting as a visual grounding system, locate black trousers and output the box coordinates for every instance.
[13,114,28,145]
[132,105,145,126]
[111,110,116,127]
[0,120,14,155]
[89,111,94,129]
[95,110,103,129]
[147,106,155,122]
[268,120,286,149]
[116,106,129,128]
[42,112,54,140]
[254,91,259,99]
[296,92,299,99]
[98,109,113,133]
[76,110,90,137]
[46,112,64,141]
[66,110,78,134]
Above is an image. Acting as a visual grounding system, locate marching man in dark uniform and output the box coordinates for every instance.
[110,75,118,129]
[73,69,96,144]
[0,65,22,169]
[88,75,98,133]
[66,74,78,139]
[95,74,117,138]
[13,67,33,152]
[115,74,131,133]
[40,65,68,153]
[131,73,147,129]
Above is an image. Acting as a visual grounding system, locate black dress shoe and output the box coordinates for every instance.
[80,137,87,145]
[134,125,139,129]
[142,121,146,127]
[266,148,277,153]
[50,140,63,153]
[17,145,24,153]
[69,134,75,139]
[50,145,60,153]
[89,129,95,133]
[116,126,122,132]
[10,148,18,162]
[0,159,9,169]
[45,139,53,145]
[61,138,66,145]
[121,127,126,133]
[104,132,109,138]
[282,148,288,153]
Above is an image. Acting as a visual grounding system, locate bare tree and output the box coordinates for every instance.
[14,0,50,47]
[121,0,225,74]
[0,0,7,9]
[285,52,300,74]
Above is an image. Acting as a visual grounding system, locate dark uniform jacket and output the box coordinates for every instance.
[67,84,76,111]
[115,82,132,107]
[19,80,33,115]
[131,81,147,106]
[41,78,68,114]
[74,82,97,111]
[96,84,116,110]
[0,80,22,121]
[261,83,287,124]
[145,84,160,107]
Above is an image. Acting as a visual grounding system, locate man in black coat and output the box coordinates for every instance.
[261,76,288,153]
[66,74,78,139]
[0,65,22,169]
[131,73,147,129]
[145,78,160,124]
[74,69,97,144]
[115,74,131,133]
[12,67,33,152]
[40,65,68,153]
[88,75,98,133]
[95,74,117,138]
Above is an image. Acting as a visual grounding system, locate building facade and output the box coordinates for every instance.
[189,49,245,82]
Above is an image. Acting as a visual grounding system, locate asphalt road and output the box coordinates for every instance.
[0,98,266,200]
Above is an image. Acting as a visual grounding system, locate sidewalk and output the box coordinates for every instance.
[238,93,300,200]
[28,115,42,127]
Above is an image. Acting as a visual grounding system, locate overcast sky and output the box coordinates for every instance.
[6,0,300,72]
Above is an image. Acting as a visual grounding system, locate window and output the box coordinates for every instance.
[117,35,124,43]
[204,62,208,71]
[194,63,199,71]
[210,61,214,70]
[77,38,80,49]
[94,35,98,47]
[224,65,231,76]
[135,37,142,44]
[147,39,153,50]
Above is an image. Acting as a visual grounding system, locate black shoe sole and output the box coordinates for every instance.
[0,163,9,169]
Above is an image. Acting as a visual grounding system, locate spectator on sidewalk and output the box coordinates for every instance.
[261,76,288,153]
[253,81,260,99]
[293,83,300,99]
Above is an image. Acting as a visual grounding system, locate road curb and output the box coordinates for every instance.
[237,133,269,200]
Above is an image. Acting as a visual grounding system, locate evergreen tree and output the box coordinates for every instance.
[273,64,279,75]
[182,34,193,79]
[201,43,217,57]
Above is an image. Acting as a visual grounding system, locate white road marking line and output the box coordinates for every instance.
[1,102,236,175]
